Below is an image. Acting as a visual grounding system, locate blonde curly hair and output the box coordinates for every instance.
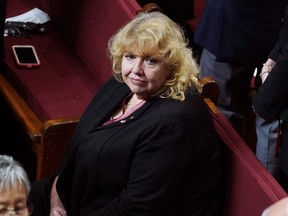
[108,12,201,101]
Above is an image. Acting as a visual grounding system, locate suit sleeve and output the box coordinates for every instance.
[252,42,288,121]
[268,43,281,61]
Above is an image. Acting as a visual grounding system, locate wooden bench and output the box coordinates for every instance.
[202,100,287,215]
[1,0,141,180]
[2,3,287,214]
[199,76,286,215]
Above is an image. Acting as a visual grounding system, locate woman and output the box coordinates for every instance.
[253,5,288,192]
[30,12,222,216]
[0,155,33,216]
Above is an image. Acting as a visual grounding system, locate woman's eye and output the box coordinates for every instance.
[145,58,158,65]
[124,54,135,61]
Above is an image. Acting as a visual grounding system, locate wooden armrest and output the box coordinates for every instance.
[0,72,80,179]
[199,76,219,105]
[136,3,163,14]
[0,73,42,142]
[38,118,79,179]
[204,97,287,216]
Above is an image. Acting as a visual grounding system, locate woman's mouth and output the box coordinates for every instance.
[131,77,146,85]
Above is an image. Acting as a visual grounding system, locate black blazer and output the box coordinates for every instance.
[253,5,288,122]
[56,78,222,216]
[194,0,288,65]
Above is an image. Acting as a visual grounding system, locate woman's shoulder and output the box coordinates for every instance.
[152,89,210,125]
[161,88,205,111]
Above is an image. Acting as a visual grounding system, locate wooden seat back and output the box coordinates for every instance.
[213,100,286,215]
[201,78,287,215]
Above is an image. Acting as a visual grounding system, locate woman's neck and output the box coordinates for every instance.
[110,93,146,121]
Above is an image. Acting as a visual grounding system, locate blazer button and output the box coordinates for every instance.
[120,120,127,123]
[281,18,285,25]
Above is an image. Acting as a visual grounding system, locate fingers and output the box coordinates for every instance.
[53,211,62,216]
[50,210,66,216]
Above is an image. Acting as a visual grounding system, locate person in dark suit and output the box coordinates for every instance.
[194,0,287,130]
[194,0,288,179]
[253,4,288,193]
[29,12,222,216]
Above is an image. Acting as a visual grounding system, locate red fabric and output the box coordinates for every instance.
[209,108,287,216]
[275,125,281,158]
[4,0,141,121]
[186,0,206,31]
[4,27,98,121]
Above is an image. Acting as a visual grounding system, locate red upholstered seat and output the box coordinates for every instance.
[4,0,140,121]
[4,34,98,121]
[186,0,206,32]
[204,99,287,216]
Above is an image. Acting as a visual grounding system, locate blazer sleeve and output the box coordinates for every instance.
[268,43,281,61]
[252,42,288,121]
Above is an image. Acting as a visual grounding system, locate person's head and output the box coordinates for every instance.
[0,155,32,216]
[108,12,200,101]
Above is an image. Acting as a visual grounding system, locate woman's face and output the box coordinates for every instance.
[0,183,29,216]
[121,51,170,99]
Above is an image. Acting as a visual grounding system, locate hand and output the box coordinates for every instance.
[262,197,288,216]
[260,67,270,83]
[50,176,67,216]
[260,59,276,83]
[50,209,67,216]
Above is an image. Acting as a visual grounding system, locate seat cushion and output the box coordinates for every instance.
[3,0,140,121]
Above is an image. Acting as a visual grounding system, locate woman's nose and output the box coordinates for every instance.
[132,59,144,74]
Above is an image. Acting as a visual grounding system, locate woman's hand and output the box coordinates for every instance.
[50,210,66,216]
[49,176,67,216]
[260,67,270,83]
[260,59,276,83]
